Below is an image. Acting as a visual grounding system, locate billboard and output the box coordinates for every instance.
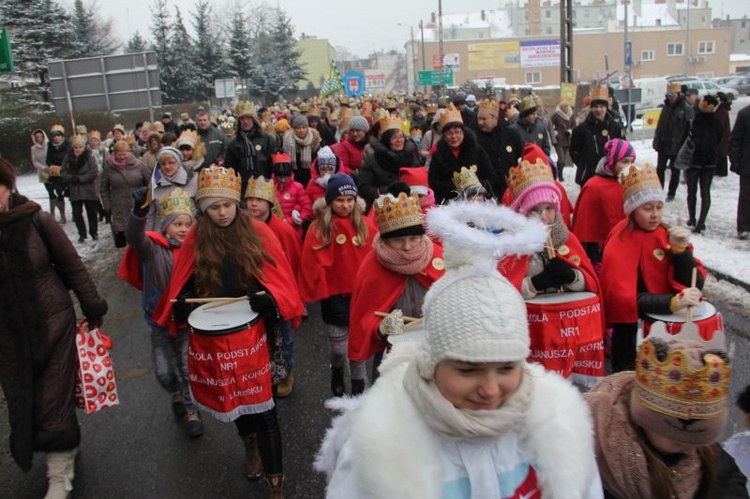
[468,42,519,70]
[520,40,561,68]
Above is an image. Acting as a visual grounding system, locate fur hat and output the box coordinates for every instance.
[325,173,358,204]
[348,115,370,132]
[603,138,635,175]
[413,202,547,379]
[275,119,291,134]
[0,158,17,190]
[291,115,309,128]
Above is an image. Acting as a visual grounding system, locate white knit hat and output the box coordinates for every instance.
[414,202,547,379]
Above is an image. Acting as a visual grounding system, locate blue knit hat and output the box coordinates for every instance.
[325,174,358,204]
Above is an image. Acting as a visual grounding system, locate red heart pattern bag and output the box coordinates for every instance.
[75,320,119,414]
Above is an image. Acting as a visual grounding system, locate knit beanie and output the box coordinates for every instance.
[316,146,338,171]
[630,326,730,446]
[291,115,309,128]
[348,115,370,132]
[0,158,17,190]
[509,143,561,215]
[325,173,358,204]
[621,163,665,215]
[412,202,547,379]
[603,138,635,175]
[157,146,183,168]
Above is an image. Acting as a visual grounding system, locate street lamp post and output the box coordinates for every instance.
[398,23,418,94]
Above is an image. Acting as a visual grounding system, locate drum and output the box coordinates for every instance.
[644,300,722,341]
[187,301,273,421]
[525,291,605,387]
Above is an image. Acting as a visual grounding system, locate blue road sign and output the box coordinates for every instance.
[624,41,632,67]
[343,70,366,98]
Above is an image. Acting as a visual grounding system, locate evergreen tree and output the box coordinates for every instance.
[269,9,306,90]
[150,0,175,101]
[226,9,252,98]
[163,7,195,103]
[70,0,119,58]
[125,31,148,54]
[190,0,222,100]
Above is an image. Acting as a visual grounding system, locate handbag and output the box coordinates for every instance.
[75,320,119,414]
[674,136,695,171]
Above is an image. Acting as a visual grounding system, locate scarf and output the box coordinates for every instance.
[586,373,702,499]
[109,153,132,170]
[284,128,318,170]
[373,233,433,275]
[548,212,569,249]
[0,193,41,225]
[402,360,534,442]
[594,155,617,178]
[555,105,573,122]
[159,165,188,187]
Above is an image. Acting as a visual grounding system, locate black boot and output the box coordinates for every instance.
[351,379,366,396]
[693,221,706,234]
[330,367,345,397]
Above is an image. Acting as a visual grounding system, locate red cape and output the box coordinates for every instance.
[348,244,445,361]
[117,231,171,290]
[266,214,302,275]
[153,218,305,330]
[297,215,376,303]
[500,180,574,230]
[572,175,625,245]
[600,220,706,324]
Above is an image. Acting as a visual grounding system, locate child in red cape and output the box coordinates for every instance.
[272,151,312,238]
[349,187,444,383]
[298,174,376,396]
[573,138,634,274]
[601,163,706,373]
[306,146,340,205]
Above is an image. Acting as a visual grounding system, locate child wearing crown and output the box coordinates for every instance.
[145,147,198,231]
[600,164,706,372]
[272,151,312,238]
[298,174,376,396]
[348,186,445,382]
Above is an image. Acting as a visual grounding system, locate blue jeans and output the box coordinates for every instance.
[150,325,195,412]
[279,320,294,369]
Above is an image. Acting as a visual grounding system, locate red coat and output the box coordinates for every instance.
[306,178,327,205]
[332,139,364,175]
[152,218,305,330]
[266,214,302,275]
[297,215,376,303]
[572,175,625,245]
[501,180,574,230]
[274,173,312,237]
[600,220,706,324]
[348,244,445,361]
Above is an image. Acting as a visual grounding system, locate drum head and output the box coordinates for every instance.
[525,291,596,305]
[188,300,260,333]
[646,300,716,324]
[387,323,426,345]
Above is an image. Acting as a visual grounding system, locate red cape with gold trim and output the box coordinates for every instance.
[572,175,625,245]
[348,244,445,361]
[600,220,706,324]
[297,215,376,303]
[152,218,305,330]
[266,214,302,275]
[500,180,574,230]
[117,231,172,290]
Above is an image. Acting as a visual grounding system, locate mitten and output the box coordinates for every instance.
[668,225,690,250]
[378,310,404,337]
[546,258,576,284]
[669,287,702,312]
[531,271,558,292]
[291,209,303,225]
[249,292,278,319]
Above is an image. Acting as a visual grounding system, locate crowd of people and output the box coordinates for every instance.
[1,82,749,498]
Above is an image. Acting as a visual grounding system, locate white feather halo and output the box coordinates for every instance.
[427,201,547,270]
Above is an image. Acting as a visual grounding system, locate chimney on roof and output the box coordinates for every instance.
[431,12,436,23]
[481,9,486,21]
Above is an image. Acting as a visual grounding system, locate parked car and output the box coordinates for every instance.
[679,80,737,101]
[712,75,739,86]
[724,75,750,96]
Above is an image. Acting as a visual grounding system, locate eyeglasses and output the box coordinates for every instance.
[443,127,464,137]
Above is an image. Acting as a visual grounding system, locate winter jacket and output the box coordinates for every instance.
[145,167,198,232]
[274,173,312,238]
[197,124,229,168]
[59,149,100,202]
[716,102,731,158]
[46,139,70,186]
[511,117,551,156]
[428,129,499,204]
[570,112,624,186]
[689,110,724,168]
[0,196,107,471]
[224,117,277,195]
[730,105,750,177]
[475,123,525,199]
[30,130,49,183]
[551,106,575,149]
[315,343,604,499]
[332,138,364,175]
[653,97,694,157]
[359,140,422,207]
[100,155,151,232]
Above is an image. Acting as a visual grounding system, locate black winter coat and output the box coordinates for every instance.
[358,140,422,207]
[476,124,525,199]
[428,129,498,204]
[510,118,551,156]
[197,124,229,169]
[729,105,750,178]
[689,111,724,168]
[570,112,623,186]
[224,120,277,195]
[654,97,694,157]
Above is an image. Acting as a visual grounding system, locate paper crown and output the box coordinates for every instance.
[339,107,353,119]
[307,106,321,117]
[361,101,373,117]
[410,128,423,139]
[141,121,152,130]
[151,122,165,132]
[244,175,277,204]
[159,187,194,220]
[438,103,463,130]
[220,119,235,133]
[271,151,291,164]
[50,124,65,134]
[620,163,662,201]
[113,123,126,133]
[75,125,88,135]
[425,103,439,114]
[196,166,242,204]
[518,95,538,113]
[124,135,136,145]
[373,192,425,236]
[590,86,611,105]
[384,99,398,110]
[507,158,556,199]
[235,101,257,117]
[452,165,482,194]
[176,130,199,149]
[667,82,682,93]
[634,322,729,420]
[478,99,500,115]
[378,114,402,133]
[88,130,102,140]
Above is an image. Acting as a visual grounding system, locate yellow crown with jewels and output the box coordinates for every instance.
[634,323,730,420]
[244,175,276,204]
[452,165,482,194]
[50,124,65,134]
[75,124,88,135]
[518,95,537,113]
[158,188,194,221]
[425,103,439,114]
[88,130,101,140]
[235,101,257,118]
[141,121,152,131]
[113,123,126,133]
[438,103,463,130]
[478,99,500,115]
[590,86,611,105]
[196,166,241,204]
[507,158,555,199]
[620,163,661,201]
[373,192,424,236]
[378,114,402,133]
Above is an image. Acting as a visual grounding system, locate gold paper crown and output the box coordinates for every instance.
[50,124,65,134]
[141,121,152,130]
[478,99,500,115]
[410,128,423,139]
[384,99,398,109]
[452,165,482,194]
[518,95,537,113]
[507,158,556,199]
[378,114,403,133]
[244,175,277,204]
[220,119,235,133]
[159,188,194,221]
[634,323,729,420]
[196,166,242,204]
[89,130,101,140]
[361,101,373,117]
[667,82,682,93]
[339,107,353,119]
[176,129,199,149]
[124,134,136,145]
[113,123,125,133]
[425,103,439,114]
[75,124,88,135]
[373,192,425,236]
[307,106,321,117]
[438,103,463,130]
[620,163,662,201]
[235,101,257,117]
[590,86,611,104]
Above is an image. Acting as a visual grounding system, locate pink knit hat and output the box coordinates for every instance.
[603,138,635,175]
[514,183,561,215]
[508,143,562,215]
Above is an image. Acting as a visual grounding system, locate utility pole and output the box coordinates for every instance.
[560,0,573,83]
[420,20,427,94]
[438,0,445,97]
[625,0,632,131]
[684,0,691,76]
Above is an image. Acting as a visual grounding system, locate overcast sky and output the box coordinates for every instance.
[87,0,748,59]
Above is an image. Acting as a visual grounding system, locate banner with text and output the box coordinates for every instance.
[520,39,561,68]
[468,41,520,70]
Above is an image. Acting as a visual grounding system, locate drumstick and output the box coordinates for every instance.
[204,291,266,310]
[170,297,236,304]
[686,268,698,323]
[545,233,556,259]
[375,311,421,323]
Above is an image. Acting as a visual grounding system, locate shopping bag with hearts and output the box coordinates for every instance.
[75,320,119,414]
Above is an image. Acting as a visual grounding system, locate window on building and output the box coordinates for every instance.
[642,50,655,61]
[545,10,551,18]
[573,10,577,19]
[546,27,552,34]
[667,43,683,56]
[525,11,529,20]
[525,71,541,84]
[697,41,715,54]
[584,9,589,18]
[701,16,706,23]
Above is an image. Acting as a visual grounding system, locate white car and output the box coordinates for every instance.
[680,80,737,100]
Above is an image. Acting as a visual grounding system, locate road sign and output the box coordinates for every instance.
[0,29,14,73]
[418,69,454,86]
[215,78,236,99]
[343,70,365,98]
[624,41,632,67]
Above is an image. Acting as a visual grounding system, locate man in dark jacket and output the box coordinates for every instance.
[223,104,277,199]
[653,84,694,200]
[161,112,181,136]
[729,102,750,239]
[569,89,623,186]
[510,95,551,157]
[476,99,525,199]
[196,111,228,169]
[452,92,478,132]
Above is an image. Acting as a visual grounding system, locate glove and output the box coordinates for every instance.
[315,174,331,188]
[545,258,576,285]
[172,295,194,323]
[86,316,103,329]
[670,287,702,311]
[291,209,303,225]
[249,292,278,318]
[70,176,80,184]
[668,225,690,249]
[378,310,405,337]
[530,270,558,292]
[132,186,150,217]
